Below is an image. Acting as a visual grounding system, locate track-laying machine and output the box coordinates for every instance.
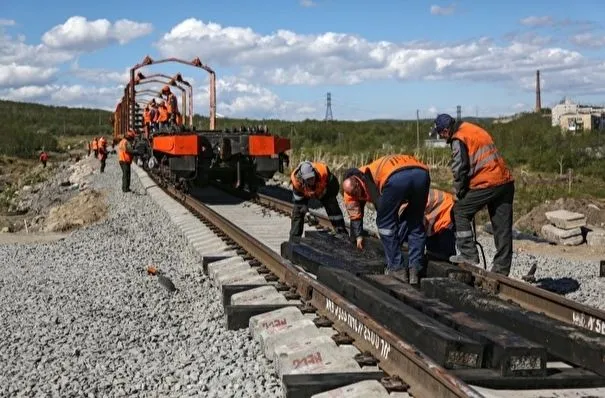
[111,56,291,192]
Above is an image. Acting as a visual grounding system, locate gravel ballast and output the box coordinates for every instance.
[262,180,605,311]
[0,156,281,397]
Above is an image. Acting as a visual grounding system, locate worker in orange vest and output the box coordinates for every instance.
[342,155,430,284]
[398,188,456,261]
[430,114,515,276]
[118,130,140,192]
[143,106,151,138]
[92,138,98,157]
[98,136,107,173]
[289,161,346,239]
[39,151,49,168]
[157,103,169,130]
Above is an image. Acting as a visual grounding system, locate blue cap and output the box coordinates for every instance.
[430,113,455,136]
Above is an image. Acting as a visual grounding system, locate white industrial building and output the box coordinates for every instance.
[551,98,605,132]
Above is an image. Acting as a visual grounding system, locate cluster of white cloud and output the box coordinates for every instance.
[1,9,605,120]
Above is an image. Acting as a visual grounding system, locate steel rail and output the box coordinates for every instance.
[157,182,484,398]
[251,191,605,336]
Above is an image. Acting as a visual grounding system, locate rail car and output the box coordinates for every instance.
[111,56,291,192]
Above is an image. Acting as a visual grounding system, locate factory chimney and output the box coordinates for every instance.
[535,70,542,113]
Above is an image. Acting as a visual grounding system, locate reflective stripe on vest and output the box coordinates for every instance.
[424,189,454,237]
[290,162,330,199]
[118,139,132,163]
[452,123,513,189]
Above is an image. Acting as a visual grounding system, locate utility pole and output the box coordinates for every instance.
[416,109,420,150]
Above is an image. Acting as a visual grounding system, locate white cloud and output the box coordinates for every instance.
[430,4,455,16]
[69,61,130,84]
[300,0,316,7]
[155,18,591,90]
[42,16,153,52]
[0,19,16,27]
[520,16,554,27]
[570,33,605,48]
[0,83,123,110]
[0,63,58,88]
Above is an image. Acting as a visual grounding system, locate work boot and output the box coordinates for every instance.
[409,268,419,285]
[386,267,409,283]
[449,255,480,266]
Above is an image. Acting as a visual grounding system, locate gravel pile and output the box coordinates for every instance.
[262,179,605,310]
[0,159,281,397]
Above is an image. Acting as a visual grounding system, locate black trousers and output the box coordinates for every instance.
[290,175,346,238]
[120,161,131,192]
[100,156,107,173]
[453,181,515,276]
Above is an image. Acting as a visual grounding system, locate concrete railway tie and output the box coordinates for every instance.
[133,165,408,397]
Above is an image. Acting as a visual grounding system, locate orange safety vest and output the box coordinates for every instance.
[118,138,133,163]
[158,106,169,123]
[452,122,513,189]
[92,140,98,150]
[424,189,454,237]
[290,162,330,199]
[175,113,183,126]
[143,109,151,124]
[344,155,428,221]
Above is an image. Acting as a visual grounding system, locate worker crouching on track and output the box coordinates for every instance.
[98,136,107,173]
[431,114,515,276]
[399,188,457,261]
[342,155,430,284]
[118,130,141,193]
[289,161,347,239]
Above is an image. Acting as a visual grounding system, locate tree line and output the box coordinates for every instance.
[1,99,603,180]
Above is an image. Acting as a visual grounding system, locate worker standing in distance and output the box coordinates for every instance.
[118,130,139,193]
[398,188,457,261]
[430,114,515,276]
[290,161,347,239]
[92,137,98,158]
[39,151,48,168]
[98,136,107,173]
[342,155,430,284]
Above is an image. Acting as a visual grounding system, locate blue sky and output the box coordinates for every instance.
[2,0,605,120]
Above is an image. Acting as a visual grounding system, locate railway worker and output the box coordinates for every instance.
[342,154,430,284]
[398,188,457,261]
[143,106,151,138]
[98,136,107,173]
[166,91,178,124]
[92,137,98,157]
[39,151,48,168]
[86,141,91,157]
[149,102,159,132]
[157,103,169,130]
[430,113,515,276]
[289,161,347,239]
[118,130,139,193]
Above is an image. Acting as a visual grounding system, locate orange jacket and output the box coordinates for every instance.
[158,106,169,123]
[423,189,454,237]
[451,122,513,190]
[118,138,133,163]
[290,162,330,199]
[92,139,98,150]
[344,155,428,221]
[39,152,48,162]
[143,109,151,124]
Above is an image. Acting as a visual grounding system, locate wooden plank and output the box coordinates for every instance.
[317,267,485,369]
[421,277,605,377]
[452,368,605,389]
[364,274,547,376]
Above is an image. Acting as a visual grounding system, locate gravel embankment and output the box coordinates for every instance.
[262,180,605,310]
[0,158,281,397]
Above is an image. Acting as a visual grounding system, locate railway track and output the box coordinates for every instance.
[142,168,605,397]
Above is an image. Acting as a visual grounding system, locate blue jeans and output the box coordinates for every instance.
[400,223,456,263]
[376,167,430,271]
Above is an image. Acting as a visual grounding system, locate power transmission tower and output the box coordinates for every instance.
[456,105,462,121]
[324,92,333,121]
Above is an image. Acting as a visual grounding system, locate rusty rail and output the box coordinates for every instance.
[158,182,483,398]
[250,190,605,337]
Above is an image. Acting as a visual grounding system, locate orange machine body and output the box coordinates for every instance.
[248,135,291,157]
[152,135,198,156]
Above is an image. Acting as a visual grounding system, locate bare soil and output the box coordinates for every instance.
[514,197,605,233]
[43,189,107,232]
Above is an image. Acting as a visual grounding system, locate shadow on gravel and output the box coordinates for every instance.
[535,277,581,295]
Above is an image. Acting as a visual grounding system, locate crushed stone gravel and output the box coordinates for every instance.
[0,158,282,397]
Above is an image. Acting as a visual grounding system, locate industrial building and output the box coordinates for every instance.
[551,98,605,132]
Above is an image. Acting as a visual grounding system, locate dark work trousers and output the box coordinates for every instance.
[41,161,47,168]
[290,175,345,238]
[100,155,107,173]
[119,161,131,192]
[376,168,430,272]
[398,222,456,264]
[453,181,515,276]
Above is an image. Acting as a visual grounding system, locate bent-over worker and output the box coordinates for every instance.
[289,161,347,239]
[342,154,430,284]
[431,114,515,276]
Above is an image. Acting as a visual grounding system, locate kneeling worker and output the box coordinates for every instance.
[290,161,347,239]
[342,155,430,284]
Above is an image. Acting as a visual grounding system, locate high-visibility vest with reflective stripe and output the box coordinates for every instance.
[290,162,330,199]
[452,122,513,189]
[158,106,169,122]
[424,189,454,237]
[344,154,428,221]
[118,138,133,163]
